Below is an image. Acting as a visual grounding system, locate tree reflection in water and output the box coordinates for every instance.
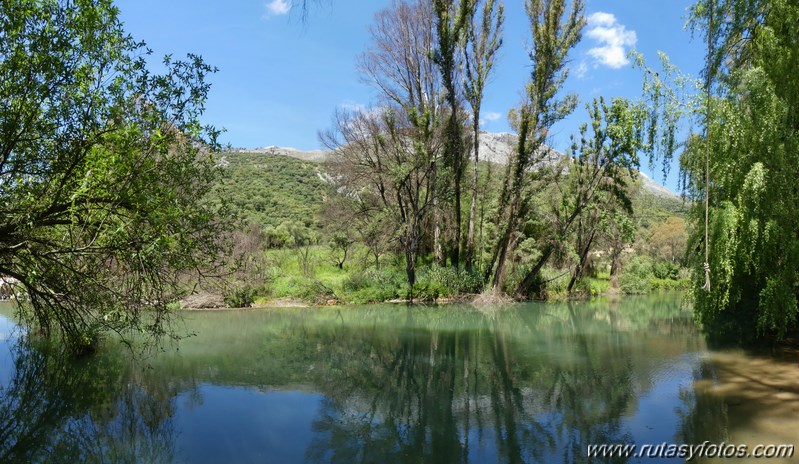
[0,295,717,464]
[0,337,184,464]
[302,303,654,464]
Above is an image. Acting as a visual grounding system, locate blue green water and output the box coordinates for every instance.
[0,295,747,463]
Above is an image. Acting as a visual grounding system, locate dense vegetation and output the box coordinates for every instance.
[5,0,794,351]
[212,148,689,305]
[209,0,692,308]
[212,151,330,234]
[682,0,799,343]
[0,0,226,353]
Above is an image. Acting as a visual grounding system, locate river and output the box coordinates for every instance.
[0,294,796,463]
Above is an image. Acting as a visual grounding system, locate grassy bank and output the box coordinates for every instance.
[219,245,689,307]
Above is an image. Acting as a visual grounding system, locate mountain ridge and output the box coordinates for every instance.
[234,131,681,200]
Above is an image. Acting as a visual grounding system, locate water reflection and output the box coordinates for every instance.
[0,339,185,463]
[301,305,638,464]
[3,295,788,463]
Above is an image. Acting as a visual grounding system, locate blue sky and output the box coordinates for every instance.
[115,0,706,189]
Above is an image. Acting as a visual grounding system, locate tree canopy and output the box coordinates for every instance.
[0,0,226,353]
[684,0,799,342]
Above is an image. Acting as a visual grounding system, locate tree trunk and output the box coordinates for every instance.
[609,247,621,289]
[515,245,554,298]
[567,230,596,294]
[432,161,443,265]
[453,159,461,269]
[406,249,416,303]
[404,217,421,303]
[466,119,480,270]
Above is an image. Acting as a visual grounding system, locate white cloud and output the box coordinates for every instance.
[576,61,588,79]
[264,0,291,17]
[588,12,616,27]
[586,12,637,69]
[479,111,502,127]
[483,111,501,122]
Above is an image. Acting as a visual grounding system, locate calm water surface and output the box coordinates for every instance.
[0,295,796,463]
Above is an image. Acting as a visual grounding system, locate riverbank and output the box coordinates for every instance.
[183,246,689,309]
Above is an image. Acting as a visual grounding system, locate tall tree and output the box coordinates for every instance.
[331,0,444,296]
[432,0,471,268]
[463,0,504,270]
[685,0,799,342]
[516,97,642,297]
[323,106,438,298]
[484,0,585,290]
[0,0,225,353]
[556,98,644,292]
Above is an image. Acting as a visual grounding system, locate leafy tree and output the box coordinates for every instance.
[485,0,585,291]
[557,98,640,293]
[515,97,641,296]
[647,216,687,263]
[276,220,317,276]
[320,190,396,270]
[684,0,799,341]
[463,0,504,270]
[0,0,224,353]
[327,0,444,298]
[320,195,357,269]
[432,0,471,268]
[323,106,437,297]
[603,207,636,288]
[329,232,355,270]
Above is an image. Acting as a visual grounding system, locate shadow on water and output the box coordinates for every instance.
[677,347,799,462]
[3,295,794,463]
[300,304,640,464]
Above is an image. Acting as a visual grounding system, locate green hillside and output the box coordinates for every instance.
[215,151,331,230]
[215,150,686,233]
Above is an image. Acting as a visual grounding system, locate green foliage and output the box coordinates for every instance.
[268,275,336,304]
[683,0,799,342]
[620,256,688,295]
[620,256,654,295]
[652,261,680,280]
[573,278,610,297]
[419,266,484,296]
[537,267,570,297]
[650,277,689,291]
[223,286,258,308]
[342,268,406,304]
[211,152,330,235]
[340,265,484,303]
[0,0,225,353]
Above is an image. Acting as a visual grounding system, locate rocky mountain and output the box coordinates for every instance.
[238,145,329,162]
[473,132,682,201]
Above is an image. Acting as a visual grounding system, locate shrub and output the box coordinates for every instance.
[619,256,654,294]
[342,268,405,303]
[224,286,257,308]
[417,266,483,296]
[650,277,689,291]
[574,277,609,297]
[535,267,570,298]
[270,276,336,303]
[652,261,680,280]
